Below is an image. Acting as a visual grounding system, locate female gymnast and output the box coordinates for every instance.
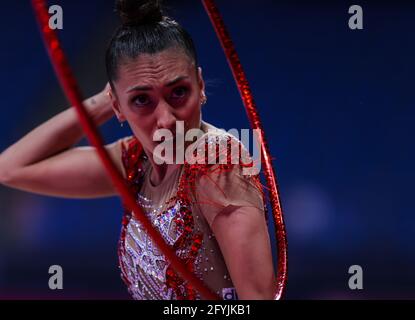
[0,0,275,300]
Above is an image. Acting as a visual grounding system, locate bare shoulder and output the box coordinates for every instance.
[105,135,135,180]
[77,135,134,181]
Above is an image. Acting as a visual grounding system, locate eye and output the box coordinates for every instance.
[171,86,189,99]
[131,94,151,107]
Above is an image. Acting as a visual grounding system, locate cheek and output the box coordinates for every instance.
[127,115,156,147]
[180,95,201,121]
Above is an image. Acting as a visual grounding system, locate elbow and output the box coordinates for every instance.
[0,161,15,186]
[239,286,275,300]
[256,284,275,300]
[0,169,11,186]
[0,161,32,189]
[236,280,275,300]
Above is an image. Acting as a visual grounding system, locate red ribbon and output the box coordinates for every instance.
[202,0,288,300]
[31,0,219,300]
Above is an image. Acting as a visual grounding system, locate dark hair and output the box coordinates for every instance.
[105,0,199,88]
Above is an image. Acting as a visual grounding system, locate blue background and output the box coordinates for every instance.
[0,0,414,299]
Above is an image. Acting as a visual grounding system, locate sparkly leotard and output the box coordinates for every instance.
[117,124,265,300]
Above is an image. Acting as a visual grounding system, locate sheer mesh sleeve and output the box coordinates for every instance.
[185,131,265,228]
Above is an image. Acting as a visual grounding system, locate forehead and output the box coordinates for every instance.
[116,48,195,91]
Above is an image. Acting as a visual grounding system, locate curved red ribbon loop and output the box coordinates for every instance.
[202,0,288,300]
[31,0,219,300]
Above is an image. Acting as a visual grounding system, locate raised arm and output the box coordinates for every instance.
[0,84,128,199]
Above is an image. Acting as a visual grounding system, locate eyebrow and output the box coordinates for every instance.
[125,75,189,93]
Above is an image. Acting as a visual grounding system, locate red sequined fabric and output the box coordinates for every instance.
[118,133,265,300]
[118,136,205,299]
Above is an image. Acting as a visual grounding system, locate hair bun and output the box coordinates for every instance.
[116,0,163,26]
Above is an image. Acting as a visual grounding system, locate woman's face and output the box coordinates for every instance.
[110,47,205,161]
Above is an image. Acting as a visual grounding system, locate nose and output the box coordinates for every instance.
[156,100,177,132]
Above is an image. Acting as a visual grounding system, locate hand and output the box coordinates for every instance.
[85,82,115,125]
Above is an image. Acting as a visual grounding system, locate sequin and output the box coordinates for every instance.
[117,134,248,300]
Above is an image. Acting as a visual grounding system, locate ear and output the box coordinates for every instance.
[108,88,126,122]
[197,66,205,95]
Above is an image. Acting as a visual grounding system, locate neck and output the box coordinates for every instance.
[145,120,208,186]
[146,152,180,187]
